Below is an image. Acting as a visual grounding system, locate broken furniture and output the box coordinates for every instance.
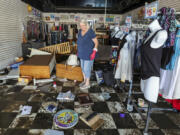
[56,64,83,81]
[19,55,55,79]
[39,42,71,54]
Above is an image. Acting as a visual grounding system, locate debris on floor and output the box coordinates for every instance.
[57,91,75,102]
[95,70,104,84]
[33,78,54,86]
[19,105,32,115]
[40,101,58,113]
[77,93,94,107]
[54,109,78,129]
[80,111,104,130]
[138,98,145,107]
[18,76,32,85]
[44,129,64,135]
[99,92,111,101]
[57,78,68,82]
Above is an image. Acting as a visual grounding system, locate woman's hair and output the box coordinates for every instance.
[79,18,90,30]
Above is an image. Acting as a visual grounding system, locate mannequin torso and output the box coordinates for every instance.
[141,19,168,103]
[144,19,167,48]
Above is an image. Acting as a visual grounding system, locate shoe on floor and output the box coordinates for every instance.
[80,84,90,90]
[79,81,85,87]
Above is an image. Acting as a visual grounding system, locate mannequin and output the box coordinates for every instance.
[111,26,121,46]
[141,19,168,103]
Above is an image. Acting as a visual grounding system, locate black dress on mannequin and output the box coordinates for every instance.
[141,29,163,80]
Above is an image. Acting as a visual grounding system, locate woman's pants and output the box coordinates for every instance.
[80,59,94,79]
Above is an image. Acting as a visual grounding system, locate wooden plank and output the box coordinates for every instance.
[19,65,50,79]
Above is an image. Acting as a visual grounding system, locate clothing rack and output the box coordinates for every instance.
[122,28,178,135]
[130,28,148,31]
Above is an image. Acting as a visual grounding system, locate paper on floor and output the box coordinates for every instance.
[44,129,64,135]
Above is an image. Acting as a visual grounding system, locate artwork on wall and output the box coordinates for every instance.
[106,15,114,22]
[87,15,91,18]
[61,15,69,20]
[75,16,80,22]
[115,17,120,23]
[70,15,75,19]
[99,17,104,22]
[125,16,132,27]
[45,16,50,21]
[50,14,55,19]
[55,17,60,21]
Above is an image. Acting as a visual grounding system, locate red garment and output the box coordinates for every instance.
[165,99,180,110]
[159,94,180,110]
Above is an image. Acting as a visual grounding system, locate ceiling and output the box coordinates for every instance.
[22,0,155,14]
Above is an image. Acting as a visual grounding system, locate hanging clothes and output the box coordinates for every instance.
[161,47,174,69]
[166,25,180,70]
[160,55,180,99]
[157,7,177,69]
[134,31,144,71]
[158,7,177,47]
[115,32,136,82]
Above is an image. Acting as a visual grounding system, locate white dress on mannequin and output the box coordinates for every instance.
[115,31,136,82]
[141,19,168,103]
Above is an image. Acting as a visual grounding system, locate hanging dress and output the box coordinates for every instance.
[159,27,180,99]
[115,34,136,82]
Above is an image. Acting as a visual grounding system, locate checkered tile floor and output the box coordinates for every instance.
[0,77,179,135]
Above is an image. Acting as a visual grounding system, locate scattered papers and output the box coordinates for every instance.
[44,129,64,135]
[20,106,32,115]
[57,91,75,102]
[99,92,111,101]
[23,85,37,90]
[57,78,68,82]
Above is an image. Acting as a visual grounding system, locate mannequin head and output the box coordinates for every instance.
[148,19,162,32]
[114,26,119,32]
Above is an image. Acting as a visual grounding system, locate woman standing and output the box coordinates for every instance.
[77,19,98,89]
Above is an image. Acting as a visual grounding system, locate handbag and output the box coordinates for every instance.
[66,54,79,66]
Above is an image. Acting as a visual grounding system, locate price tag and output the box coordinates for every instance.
[145,1,159,19]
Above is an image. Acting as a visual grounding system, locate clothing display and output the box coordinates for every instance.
[158,7,177,47]
[158,8,177,69]
[166,25,180,70]
[2,0,180,134]
[141,29,163,80]
[160,56,180,99]
[133,31,145,71]
[115,31,136,82]
[140,18,169,103]
[159,25,180,99]
[27,20,46,41]
[110,27,124,46]
[27,21,77,45]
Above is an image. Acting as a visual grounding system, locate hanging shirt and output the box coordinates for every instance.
[166,25,180,70]
[77,28,96,60]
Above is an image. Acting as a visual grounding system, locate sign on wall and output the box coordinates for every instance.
[145,1,159,19]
